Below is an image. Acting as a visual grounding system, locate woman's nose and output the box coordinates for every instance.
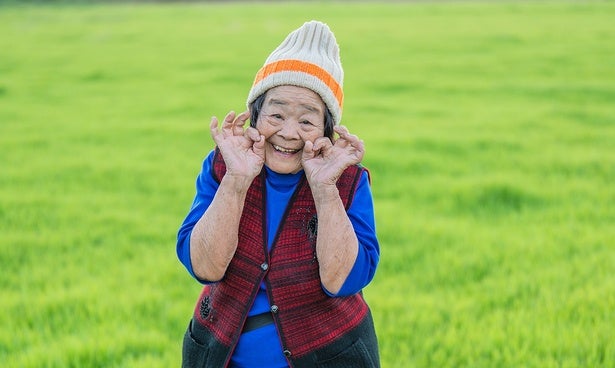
[277,121,300,140]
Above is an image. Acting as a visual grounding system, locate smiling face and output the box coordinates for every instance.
[255,85,327,174]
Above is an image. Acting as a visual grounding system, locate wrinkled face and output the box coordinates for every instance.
[256,85,326,174]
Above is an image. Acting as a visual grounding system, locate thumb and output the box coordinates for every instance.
[252,135,266,158]
[302,140,315,160]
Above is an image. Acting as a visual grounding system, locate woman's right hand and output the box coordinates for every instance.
[210,111,265,183]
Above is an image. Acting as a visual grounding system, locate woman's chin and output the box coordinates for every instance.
[265,159,302,174]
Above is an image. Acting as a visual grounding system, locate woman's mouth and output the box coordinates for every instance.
[272,144,301,154]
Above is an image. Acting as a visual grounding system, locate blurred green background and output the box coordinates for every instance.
[1,1,614,367]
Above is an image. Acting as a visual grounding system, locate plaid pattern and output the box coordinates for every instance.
[192,148,368,360]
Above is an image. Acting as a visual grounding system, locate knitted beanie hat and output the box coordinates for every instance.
[247,20,344,125]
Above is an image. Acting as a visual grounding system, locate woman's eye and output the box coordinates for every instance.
[270,114,283,120]
[300,120,313,126]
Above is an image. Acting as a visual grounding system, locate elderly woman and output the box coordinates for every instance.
[177,21,380,368]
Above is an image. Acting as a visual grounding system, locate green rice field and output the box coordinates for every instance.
[1,1,614,367]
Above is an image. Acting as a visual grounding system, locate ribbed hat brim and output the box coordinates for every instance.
[247,21,344,125]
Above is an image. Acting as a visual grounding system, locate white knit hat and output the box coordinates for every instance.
[247,20,344,125]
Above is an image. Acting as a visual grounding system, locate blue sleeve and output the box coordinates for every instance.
[176,150,219,282]
[324,171,380,297]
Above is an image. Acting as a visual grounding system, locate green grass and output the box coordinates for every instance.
[1,1,614,367]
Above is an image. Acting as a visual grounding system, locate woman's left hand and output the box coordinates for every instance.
[302,125,365,191]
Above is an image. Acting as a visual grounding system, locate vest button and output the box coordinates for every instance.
[270,305,279,314]
[260,262,269,271]
[283,349,292,357]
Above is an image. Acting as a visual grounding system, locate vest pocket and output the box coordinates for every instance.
[182,319,210,368]
[315,338,377,368]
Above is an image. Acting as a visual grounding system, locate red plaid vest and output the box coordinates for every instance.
[191,149,370,364]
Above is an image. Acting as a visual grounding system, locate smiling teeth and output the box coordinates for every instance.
[273,145,298,154]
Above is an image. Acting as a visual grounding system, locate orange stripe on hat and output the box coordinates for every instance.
[253,59,344,109]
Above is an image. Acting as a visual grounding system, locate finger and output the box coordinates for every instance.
[302,140,315,159]
[337,127,363,150]
[333,135,350,149]
[333,125,350,146]
[352,142,365,162]
[245,127,262,142]
[333,125,349,138]
[235,111,250,126]
[233,111,250,135]
[221,111,236,136]
[349,138,365,161]
[252,134,266,158]
[312,137,333,152]
[353,138,365,152]
[210,116,220,140]
[232,124,243,136]
[334,125,359,142]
